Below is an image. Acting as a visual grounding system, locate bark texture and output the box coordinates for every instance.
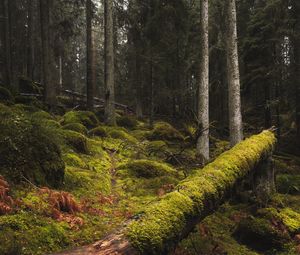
[197,0,210,161]
[104,0,116,125]
[86,0,94,110]
[40,0,56,106]
[226,0,243,146]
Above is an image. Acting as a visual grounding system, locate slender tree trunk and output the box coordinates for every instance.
[86,0,94,110]
[226,0,243,146]
[293,1,300,144]
[104,0,116,125]
[135,46,143,118]
[197,0,209,161]
[1,0,12,86]
[40,0,56,106]
[149,53,154,127]
[27,0,35,80]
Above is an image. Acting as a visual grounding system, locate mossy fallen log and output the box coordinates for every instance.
[53,130,276,255]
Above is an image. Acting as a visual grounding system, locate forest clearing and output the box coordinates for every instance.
[0,0,300,255]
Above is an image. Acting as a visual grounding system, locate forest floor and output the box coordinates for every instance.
[0,101,300,255]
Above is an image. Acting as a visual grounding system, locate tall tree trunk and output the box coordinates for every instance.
[135,46,143,118]
[86,0,94,110]
[197,0,209,161]
[104,0,116,125]
[27,0,35,80]
[226,0,243,146]
[1,0,12,87]
[293,0,300,144]
[40,0,56,106]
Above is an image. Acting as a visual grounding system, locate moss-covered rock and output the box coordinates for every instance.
[116,115,138,129]
[62,130,89,154]
[62,111,99,128]
[0,212,70,255]
[277,174,300,194]
[63,153,87,168]
[0,104,65,187]
[149,122,184,142]
[62,123,88,135]
[118,160,177,178]
[234,216,290,251]
[0,86,14,103]
[145,140,169,157]
[107,128,138,144]
[89,126,108,137]
[31,110,54,121]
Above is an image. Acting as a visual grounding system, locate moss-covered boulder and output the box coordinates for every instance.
[116,115,138,129]
[62,123,88,135]
[149,122,184,142]
[0,211,69,255]
[118,159,177,178]
[89,126,108,137]
[62,111,99,128]
[62,130,89,154]
[145,140,169,157]
[234,216,290,251]
[63,153,87,168]
[107,128,138,144]
[0,104,65,187]
[277,174,300,194]
[0,86,14,104]
[31,110,54,121]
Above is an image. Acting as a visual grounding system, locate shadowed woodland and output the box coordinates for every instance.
[0,0,300,254]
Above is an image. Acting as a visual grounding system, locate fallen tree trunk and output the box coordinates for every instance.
[53,130,276,255]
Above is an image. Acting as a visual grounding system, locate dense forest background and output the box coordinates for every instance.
[0,0,300,255]
[1,0,299,148]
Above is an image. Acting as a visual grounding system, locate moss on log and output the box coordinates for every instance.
[126,130,276,254]
[52,130,276,255]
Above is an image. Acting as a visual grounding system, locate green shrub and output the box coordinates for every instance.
[89,126,108,137]
[118,159,177,178]
[62,123,88,135]
[277,174,300,194]
[0,104,65,187]
[62,111,99,128]
[149,121,184,142]
[116,115,138,129]
[62,130,89,154]
[0,86,14,103]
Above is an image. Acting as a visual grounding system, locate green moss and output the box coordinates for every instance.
[0,104,65,187]
[149,122,184,142]
[0,86,14,103]
[62,111,99,128]
[65,162,111,196]
[131,129,151,140]
[126,131,276,254]
[118,160,177,178]
[234,216,290,251]
[145,140,168,156]
[31,110,54,121]
[0,212,70,255]
[62,130,89,154]
[277,174,300,194]
[116,115,138,129]
[279,208,300,234]
[63,153,87,168]
[44,119,61,129]
[89,126,108,137]
[107,128,138,144]
[62,123,88,135]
